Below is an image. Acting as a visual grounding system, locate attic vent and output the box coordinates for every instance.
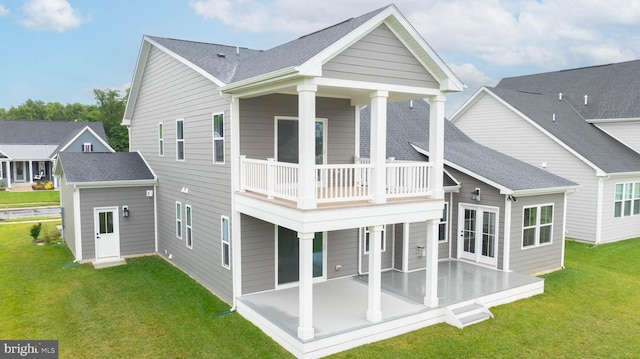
[217,53,226,58]
[558,93,562,101]
[584,95,588,106]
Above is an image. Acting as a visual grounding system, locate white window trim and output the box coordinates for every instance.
[439,202,449,242]
[614,182,640,218]
[362,226,385,255]
[82,143,93,152]
[176,201,182,239]
[521,203,554,249]
[185,204,193,249]
[176,119,185,161]
[213,113,225,164]
[273,116,328,163]
[221,216,230,269]
[158,122,164,157]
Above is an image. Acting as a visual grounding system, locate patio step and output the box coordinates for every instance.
[445,301,493,329]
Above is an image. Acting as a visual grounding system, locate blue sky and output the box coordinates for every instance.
[1,0,638,116]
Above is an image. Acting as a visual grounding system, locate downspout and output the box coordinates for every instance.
[153,184,158,254]
[561,190,569,268]
[447,192,453,259]
[73,184,83,262]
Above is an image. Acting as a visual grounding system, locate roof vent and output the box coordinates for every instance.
[584,95,588,106]
[410,100,414,109]
[552,113,556,122]
[217,53,226,58]
[558,92,562,101]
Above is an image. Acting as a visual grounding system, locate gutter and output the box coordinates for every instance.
[220,66,300,94]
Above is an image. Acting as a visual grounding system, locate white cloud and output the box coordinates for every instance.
[0,4,9,16]
[21,0,89,32]
[449,63,497,90]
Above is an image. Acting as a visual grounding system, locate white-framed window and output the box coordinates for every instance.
[615,182,640,218]
[363,226,385,254]
[158,122,164,156]
[439,202,449,242]
[522,204,553,248]
[82,143,93,152]
[185,205,193,249]
[213,113,224,164]
[176,201,182,239]
[176,119,184,161]
[221,216,230,269]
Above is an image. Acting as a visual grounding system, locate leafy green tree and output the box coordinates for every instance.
[92,89,129,152]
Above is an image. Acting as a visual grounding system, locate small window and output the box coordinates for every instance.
[82,143,93,152]
[439,202,448,242]
[615,182,640,218]
[221,216,230,269]
[176,119,184,161]
[185,205,193,249]
[158,122,164,156]
[213,113,224,164]
[522,204,553,248]
[363,226,385,254]
[176,202,182,239]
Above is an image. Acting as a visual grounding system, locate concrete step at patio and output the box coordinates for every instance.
[445,300,493,329]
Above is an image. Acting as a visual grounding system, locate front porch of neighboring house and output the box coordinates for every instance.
[0,159,56,189]
[238,260,543,359]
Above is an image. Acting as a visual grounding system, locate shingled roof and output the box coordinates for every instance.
[360,100,577,193]
[0,120,107,145]
[57,152,156,184]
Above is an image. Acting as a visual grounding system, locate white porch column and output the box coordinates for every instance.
[366,225,384,322]
[6,161,11,188]
[297,80,317,210]
[297,231,315,340]
[424,219,439,307]
[428,94,446,199]
[370,91,388,204]
[28,160,33,184]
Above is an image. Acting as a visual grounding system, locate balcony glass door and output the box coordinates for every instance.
[275,117,326,165]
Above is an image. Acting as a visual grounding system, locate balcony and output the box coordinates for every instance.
[239,156,432,205]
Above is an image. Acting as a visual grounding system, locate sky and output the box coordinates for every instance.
[0,0,639,116]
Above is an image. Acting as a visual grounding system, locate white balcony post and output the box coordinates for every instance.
[428,94,446,199]
[424,219,439,307]
[297,80,317,209]
[370,91,388,204]
[297,231,315,340]
[239,155,247,192]
[267,158,275,199]
[366,224,384,322]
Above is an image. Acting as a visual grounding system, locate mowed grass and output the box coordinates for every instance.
[334,238,640,358]
[0,222,290,358]
[0,191,60,208]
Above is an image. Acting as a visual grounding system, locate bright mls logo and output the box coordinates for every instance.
[1,340,58,358]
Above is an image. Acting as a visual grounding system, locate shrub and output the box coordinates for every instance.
[29,223,42,241]
[44,181,53,190]
[41,227,61,244]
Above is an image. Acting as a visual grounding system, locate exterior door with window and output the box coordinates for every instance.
[14,161,25,182]
[94,207,120,260]
[458,204,498,266]
[276,226,325,287]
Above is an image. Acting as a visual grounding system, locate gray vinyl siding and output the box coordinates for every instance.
[446,167,506,269]
[394,224,403,270]
[129,46,234,303]
[601,176,640,242]
[59,175,76,258]
[241,215,275,294]
[509,193,565,275]
[453,93,598,242]
[63,131,111,153]
[323,24,439,89]
[594,122,640,153]
[239,94,355,164]
[79,187,155,259]
[327,229,359,279]
[404,221,450,271]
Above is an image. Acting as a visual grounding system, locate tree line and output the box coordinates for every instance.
[0,89,129,152]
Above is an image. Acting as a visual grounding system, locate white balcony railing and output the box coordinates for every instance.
[240,156,432,204]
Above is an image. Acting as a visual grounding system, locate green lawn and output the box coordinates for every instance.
[0,191,60,208]
[1,221,639,358]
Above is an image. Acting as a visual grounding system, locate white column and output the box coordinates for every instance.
[428,94,446,200]
[366,225,383,322]
[424,219,439,307]
[370,91,388,204]
[6,161,11,188]
[28,160,33,184]
[297,231,315,340]
[297,80,317,210]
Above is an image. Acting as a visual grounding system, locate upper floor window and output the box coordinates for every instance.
[185,205,193,249]
[213,113,224,164]
[82,143,93,152]
[176,119,185,161]
[523,204,553,248]
[614,182,640,218]
[158,122,164,156]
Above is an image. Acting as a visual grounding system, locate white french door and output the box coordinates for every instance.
[458,204,498,266]
[275,226,326,287]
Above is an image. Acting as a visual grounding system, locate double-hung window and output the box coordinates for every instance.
[363,227,385,254]
[439,202,449,242]
[158,122,164,156]
[221,216,230,269]
[213,113,224,164]
[522,204,553,248]
[185,205,193,249]
[176,202,182,239]
[615,182,640,218]
[176,119,184,161]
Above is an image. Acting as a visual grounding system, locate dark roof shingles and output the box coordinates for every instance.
[59,152,154,183]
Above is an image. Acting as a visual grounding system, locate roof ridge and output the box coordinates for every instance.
[147,35,259,52]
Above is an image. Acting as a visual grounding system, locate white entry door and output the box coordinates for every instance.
[458,204,498,266]
[94,207,120,260]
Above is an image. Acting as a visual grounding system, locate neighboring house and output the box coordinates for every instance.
[450,59,640,244]
[58,5,569,358]
[0,120,113,189]
[360,100,577,276]
[55,152,157,263]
